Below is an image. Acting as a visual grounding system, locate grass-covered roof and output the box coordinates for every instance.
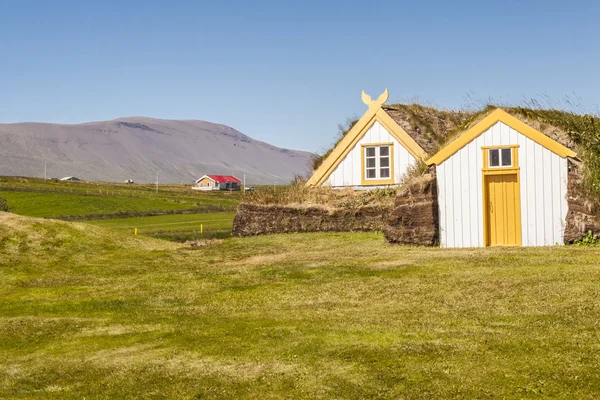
[313,103,600,200]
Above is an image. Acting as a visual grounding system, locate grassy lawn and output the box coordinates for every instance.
[0,175,241,199]
[0,176,242,218]
[0,191,198,218]
[87,212,236,241]
[2,212,600,399]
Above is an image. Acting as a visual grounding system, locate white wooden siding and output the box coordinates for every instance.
[437,121,569,248]
[325,120,416,187]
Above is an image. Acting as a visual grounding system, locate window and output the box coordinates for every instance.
[488,148,512,168]
[364,145,391,181]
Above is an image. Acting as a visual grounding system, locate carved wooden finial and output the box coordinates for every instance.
[361,89,389,108]
[361,90,373,106]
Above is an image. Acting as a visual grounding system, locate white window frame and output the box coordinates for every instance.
[362,143,393,183]
[487,147,513,169]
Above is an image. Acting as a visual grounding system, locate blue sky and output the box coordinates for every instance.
[1,0,599,153]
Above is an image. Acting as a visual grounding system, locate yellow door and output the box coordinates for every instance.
[484,174,522,246]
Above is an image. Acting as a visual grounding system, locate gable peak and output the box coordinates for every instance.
[361,89,389,108]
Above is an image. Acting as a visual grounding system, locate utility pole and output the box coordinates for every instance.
[44,161,47,180]
[243,174,246,191]
[156,171,160,194]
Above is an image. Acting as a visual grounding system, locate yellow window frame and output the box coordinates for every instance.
[361,142,395,186]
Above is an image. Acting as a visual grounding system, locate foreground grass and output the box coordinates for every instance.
[1,213,600,398]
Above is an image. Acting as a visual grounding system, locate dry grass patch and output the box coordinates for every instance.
[242,182,399,208]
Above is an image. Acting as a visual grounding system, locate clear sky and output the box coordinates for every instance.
[1,0,599,153]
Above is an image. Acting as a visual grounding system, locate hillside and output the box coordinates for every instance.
[0,117,313,184]
[2,213,600,398]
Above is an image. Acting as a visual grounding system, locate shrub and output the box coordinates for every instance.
[0,197,8,212]
[575,231,600,246]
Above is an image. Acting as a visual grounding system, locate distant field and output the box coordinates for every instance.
[2,212,600,399]
[0,176,242,220]
[0,191,197,218]
[87,212,235,240]
[0,177,241,240]
[0,176,242,209]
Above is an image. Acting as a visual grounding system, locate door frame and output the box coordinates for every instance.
[482,145,522,246]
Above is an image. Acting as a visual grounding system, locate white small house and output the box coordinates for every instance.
[193,175,242,191]
[306,89,426,189]
[427,109,577,248]
[60,176,81,181]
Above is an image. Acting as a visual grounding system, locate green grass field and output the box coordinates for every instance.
[0,191,198,218]
[2,212,600,399]
[0,176,242,216]
[0,176,241,200]
[0,177,240,241]
[87,212,236,240]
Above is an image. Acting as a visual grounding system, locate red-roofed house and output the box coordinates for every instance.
[193,175,242,191]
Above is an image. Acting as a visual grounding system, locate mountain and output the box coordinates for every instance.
[0,117,314,184]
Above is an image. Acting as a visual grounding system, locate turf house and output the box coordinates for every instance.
[426,109,577,248]
[301,90,599,248]
[306,90,427,188]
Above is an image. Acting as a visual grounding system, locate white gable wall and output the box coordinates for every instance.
[325,120,416,187]
[437,121,569,248]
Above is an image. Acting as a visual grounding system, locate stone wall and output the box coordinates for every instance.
[564,165,600,243]
[384,176,439,246]
[232,203,391,237]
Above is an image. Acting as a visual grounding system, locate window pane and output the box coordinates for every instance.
[366,158,376,168]
[380,168,390,178]
[366,147,375,157]
[501,148,512,166]
[380,157,389,167]
[366,169,376,179]
[379,146,389,156]
[489,149,500,167]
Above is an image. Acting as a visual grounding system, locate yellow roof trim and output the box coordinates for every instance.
[306,90,427,187]
[427,108,577,165]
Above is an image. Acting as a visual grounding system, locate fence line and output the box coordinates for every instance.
[107,218,232,229]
